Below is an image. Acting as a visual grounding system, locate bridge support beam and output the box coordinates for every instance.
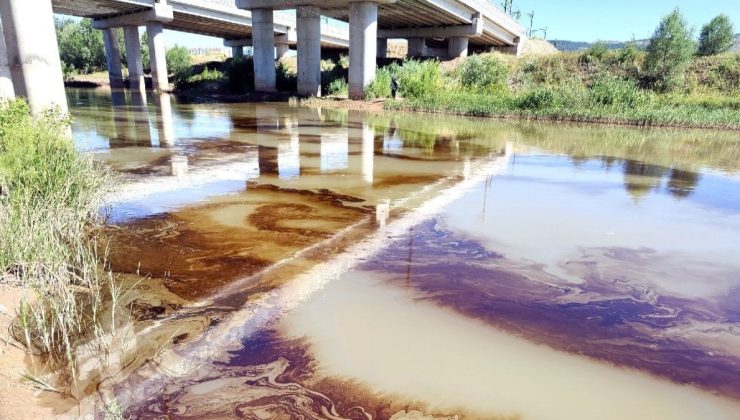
[448,36,468,58]
[0,18,15,100]
[297,6,321,97]
[124,26,146,93]
[348,1,378,99]
[251,8,277,92]
[102,28,124,88]
[407,37,426,57]
[377,37,387,58]
[146,21,169,91]
[0,0,67,113]
[232,46,244,58]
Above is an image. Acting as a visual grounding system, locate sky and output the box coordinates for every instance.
[511,0,740,42]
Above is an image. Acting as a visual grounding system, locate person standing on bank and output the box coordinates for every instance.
[391,76,399,99]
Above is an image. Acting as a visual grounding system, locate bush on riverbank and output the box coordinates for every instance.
[0,99,112,367]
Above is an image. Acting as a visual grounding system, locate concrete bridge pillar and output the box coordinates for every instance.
[348,1,378,99]
[0,0,67,113]
[251,8,277,92]
[146,21,169,91]
[407,37,426,57]
[0,18,15,100]
[232,46,244,58]
[448,36,469,58]
[123,26,146,93]
[102,28,124,88]
[276,43,290,61]
[377,37,387,58]
[296,6,321,97]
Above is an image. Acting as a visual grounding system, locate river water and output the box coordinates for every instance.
[66,88,740,419]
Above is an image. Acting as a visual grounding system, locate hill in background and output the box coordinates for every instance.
[550,34,740,52]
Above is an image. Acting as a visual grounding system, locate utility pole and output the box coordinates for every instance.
[527,10,535,37]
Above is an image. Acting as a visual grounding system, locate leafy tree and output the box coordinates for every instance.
[55,18,107,75]
[697,14,735,56]
[140,32,150,70]
[645,9,695,92]
[166,45,192,86]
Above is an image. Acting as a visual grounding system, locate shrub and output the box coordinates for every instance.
[457,55,509,92]
[397,59,444,98]
[166,45,193,87]
[223,56,254,93]
[365,65,394,99]
[590,76,651,108]
[697,14,735,56]
[277,60,296,91]
[518,86,558,109]
[580,41,609,64]
[327,78,348,96]
[617,41,640,65]
[645,9,696,92]
[187,68,224,84]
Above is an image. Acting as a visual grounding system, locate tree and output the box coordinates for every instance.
[697,14,735,56]
[645,9,695,92]
[140,32,150,70]
[55,18,107,75]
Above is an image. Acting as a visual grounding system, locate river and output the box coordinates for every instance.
[65,88,740,419]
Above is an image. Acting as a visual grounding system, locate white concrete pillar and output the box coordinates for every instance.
[102,28,124,88]
[407,37,426,57]
[146,21,169,91]
[232,46,243,58]
[349,1,378,99]
[377,37,387,58]
[0,17,15,100]
[124,26,146,92]
[0,0,67,113]
[251,8,276,92]
[297,6,321,97]
[275,43,290,61]
[448,36,469,58]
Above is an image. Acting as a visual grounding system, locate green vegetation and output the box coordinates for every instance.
[645,9,696,92]
[698,14,735,56]
[0,99,113,369]
[55,18,108,76]
[367,9,739,130]
[166,45,194,87]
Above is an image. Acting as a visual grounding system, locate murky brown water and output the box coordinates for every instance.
[64,88,740,419]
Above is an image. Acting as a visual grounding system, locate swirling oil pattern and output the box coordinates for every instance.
[55,90,740,419]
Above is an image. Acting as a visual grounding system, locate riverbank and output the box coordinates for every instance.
[0,99,115,417]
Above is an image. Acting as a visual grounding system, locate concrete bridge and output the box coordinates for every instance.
[0,0,524,113]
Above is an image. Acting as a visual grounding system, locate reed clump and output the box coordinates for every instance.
[0,99,114,370]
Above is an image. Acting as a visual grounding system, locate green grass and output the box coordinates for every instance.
[378,52,740,130]
[0,99,114,370]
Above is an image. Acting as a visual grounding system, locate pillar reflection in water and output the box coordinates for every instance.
[347,110,375,184]
[152,93,175,146]
[255,104,281,177]
[383,119,403,154]
[171,155,188,178]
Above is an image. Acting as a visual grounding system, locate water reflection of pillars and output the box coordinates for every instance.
[256,104,281,177]
[152,93,175,146]
[347,110,374,183]
[278,129,300,179]
[319,108,348,173]
[129,89,153,146]
[383,118,403,154]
